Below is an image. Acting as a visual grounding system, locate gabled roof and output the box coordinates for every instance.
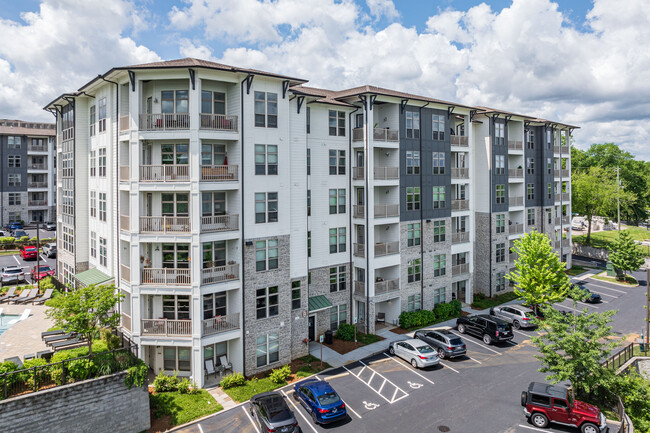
[474,106,580,129]
[290,86,355,108]
[332,85,475,110]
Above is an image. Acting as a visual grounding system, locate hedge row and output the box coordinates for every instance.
[398,300,462,329]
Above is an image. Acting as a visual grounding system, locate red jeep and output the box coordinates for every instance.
[521,382,608,433]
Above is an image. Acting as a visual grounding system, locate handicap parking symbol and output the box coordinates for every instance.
[363,401,379,410]
[408,381,423,389]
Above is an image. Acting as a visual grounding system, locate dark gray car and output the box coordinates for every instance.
[490,305,536,329]
[250,392,301,433]
[414,329,467,359]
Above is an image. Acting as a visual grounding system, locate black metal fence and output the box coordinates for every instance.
[602,342,644,370]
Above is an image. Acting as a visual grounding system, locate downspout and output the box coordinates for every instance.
[348,106,359,329]
[418,103,429,305]
[240,76,248,377]
[361,95,370,335]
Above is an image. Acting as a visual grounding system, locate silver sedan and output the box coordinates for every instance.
[388,338,440,368]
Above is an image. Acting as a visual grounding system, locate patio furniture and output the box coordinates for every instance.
[8,309,30,324]
[376,312,386,323]
[51,338,81,351]
[3,356,22,368]
[32,288,54,305]
[219,356,232,376]
[36,350,54,361]
[205,359,217,378]
[0,287,16,303]
[8,290,30,304]
[41,329,65,340]
[45,332,74,345]
[16,290,39,304]
[24,353,35,361]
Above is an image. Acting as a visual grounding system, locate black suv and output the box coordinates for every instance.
[414,329,467,359]
[250,391,301,433]
[456,314,513,345]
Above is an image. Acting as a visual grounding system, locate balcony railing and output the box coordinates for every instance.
[554,145,561,154]
[121,314,131,332]
[452,199,469,211]
[554,240,561,249]
[509,223,523,234]
[121,264,130,282]
[509,196,524,207]
[140,216,191,233]
[452,231,469,244]
[451,136,469,147]
[120,215,129,231]
[201,214,239,233]
[526,225,538,233]
[141,268,191,286]
[375,278,399,295]
[28,144,47,152]
[508,140,523,151]
[451,168,469,179]
[140,165,190,181]
[352,128,364,141]
[139,113,190,131]
[30,163,47,170]
[353,243,365,258]
[374,167,399,180]
[555,217,562,226]
[354,281,365,296]
[510,253,517,263]
[199,114,238,132]
[562,192,570,201]
[201,264,239,285]
[374,204,399,218]
[452,263,469,276]
[561,169,570,178]
[200,165,238,182]
[202,312,240,337]
[508,168,523,178]
[375,241,399,257]
[120,166,129,181]
[141,318,191,337]
[562,216,570,225]
[353,205,364,219]
[352,167,364,180]
[352,127,399,142]
[28,181,47,188]
[119,115,129,132]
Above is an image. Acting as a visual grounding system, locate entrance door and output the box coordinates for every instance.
[356,151,364,168]
[308,315,316,341]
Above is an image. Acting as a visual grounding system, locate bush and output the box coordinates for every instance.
[67,359,94,381]
[0,361,19,374]
[269,365,291,384]
[335,323,356,341]
[220,372,245,389]
[398,310,436,329]
[21,358,50,390]
[125,359,149,389]
[100,328,122,351]
[153,371,180,393]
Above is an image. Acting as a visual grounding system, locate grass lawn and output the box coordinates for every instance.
[573,227,650,256]
[223,377,286,403]
[471,291,520,310]
[150,390,222,426]
[591,272,638,286]
[0,249,19,256]
[565,265,588,276]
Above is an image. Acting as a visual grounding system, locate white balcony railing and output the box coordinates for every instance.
[202,312,240,337]
[119,166,129,181]
[354,281,365,296]
[121,264,131,283]
[375,278,399,295]
[508,140,523,151]
[121,313,131,332]
[120,215,129,231]
[199,114,238,132]
[509,196,524,207]
[201,264,239,285]
[374,204,399,218]
[452,199,469,211]
[352,167,364,180]
[374,241,399,257]
[452,263,469,276]
[451,167,469,179]
[139,113,190,131]
[140,216,191,233]
[28,200,47,206]
[452,231,469,244]
[508,168,523,178]
[353,205,365,219]
[141,319,191,337]
[200,165,238,182]
[119,115,129,132]
[353,243,365,257]
[352,127,399,142]
[200,214,239,233]
[140,165,190,181]
[451,136,469,147]
[374,167,399,180]
[141,268,191,286]
[509,223,523,234]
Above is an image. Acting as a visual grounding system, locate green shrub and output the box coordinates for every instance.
[269,365,291,384]
[398,309,436,329]
[220,372,245,389]
[124,359,149,389]
[177,377,194,394]
[335,323,356,341]
[153,371,180,393]
[0,361,19,374]
[449,299,462,316]
[67,359,94,381]
[21,358,50,390]
[100,328,122,351]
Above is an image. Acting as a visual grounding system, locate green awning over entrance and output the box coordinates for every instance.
[74,268,113,288]
[308,295,333,313]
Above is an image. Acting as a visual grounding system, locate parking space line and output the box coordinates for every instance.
[342,365,392,403]
[575,300,599,308]
[282,390,318,433]
[197,424,204,433]
[466,355,482,364]
[242,406,260,433]
[358,360,409,403]
[377,376,385,394]
[555,303,580,313]
[512,329,532,338]
[438,360,460,374]
[584,281,627,294]
[517,424,548,432]
[40,256,48,263]
[588,290,617,298]
[13,256,20,265]
[381,353,436,385]
[344,400,362,419]
[449,331,502,355]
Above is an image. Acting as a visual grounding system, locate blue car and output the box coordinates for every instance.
[293,378,347,425]
[6,222,22,231]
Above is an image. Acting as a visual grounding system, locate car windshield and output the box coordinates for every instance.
[39,266,51,272]
[449,338,463,345]
[317,392,341,406]
[497,324,510,331]
[416,345,434,354]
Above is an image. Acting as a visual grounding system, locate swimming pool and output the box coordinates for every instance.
[0,314,20,336]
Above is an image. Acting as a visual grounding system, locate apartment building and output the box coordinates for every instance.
[45,58,576,386]
[0,119,57,224]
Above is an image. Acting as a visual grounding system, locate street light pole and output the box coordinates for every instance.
[35,221,40,290]
[616,167,621,233]
[646,268,649,354]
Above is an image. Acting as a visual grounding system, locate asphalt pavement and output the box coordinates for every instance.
[0,249,57,285]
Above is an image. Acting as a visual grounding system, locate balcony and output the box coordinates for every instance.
[199,114,238,132]
[121,313,131,332]
[141,268,191,286]
[451,136,469,147]
[562,193,570,201]
[562,216,570,225]
[509,223,523,234]
[562,239,570,248]
[510,253,517,263]
[352,167,364,180]
[353,205,364,219]
[28,181,48,188]
[375,241,399,257]
[374,204,399,218]
[140,165,190,182]
[555,217,562,226]
[508,140,523,151]
[120,166,129,181]
[202,312,240,337]
[509,196,523,207]
[561,169,570,178]
[201,214,239,233]
[201,264,239,285]
[120,115,129,132]
[451,168,469,179]
[452,231,469,244]
[28,200,47,206]
[352,127,399,142]
[140,216,191,234]
[139,113,190,131]
[200,165,238,182]
[28,144,47,152]
[374,167,399,180]
[554,240,561,249]
[121,264,131,282]
[452,200,469,211]
[353,243,365,258]
[452,263,469,276]
[508,168,523,178]
[30,163,47,170]
[554,145,561,154]
[141,319,191,337]
[354,281,365,296]
[120,215,129,231]
[375,278,399,295]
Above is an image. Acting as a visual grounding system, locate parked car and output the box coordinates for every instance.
[456,314,513,345]
[6,222,23,232]
[250,392,301,433]
[20,246,38,260]
[1,266,26,285]
[521,381,607,432]
[293,378,347,425]
[388,338,440,368]
[31,265,55,281]
[414,329,467,359]
[490,305,537,329]
[42,243,56,258]
[568,285,601,304]
[44,222,56,230]
[13,230,28,239]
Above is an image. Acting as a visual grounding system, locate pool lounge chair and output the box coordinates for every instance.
[32,288,54,305]
[41,329,65,340]
[16,289,39,304]
[8,309,30,325]
[9,289,33,304]
[0,287,18,303]
[3,356,22,368]
[36,350,54,361]
[44,332,74,344]
[51,338,82,351]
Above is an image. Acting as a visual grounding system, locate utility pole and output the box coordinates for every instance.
[646,268,649,354]
[616,167,621,233]
[35,221,40,290]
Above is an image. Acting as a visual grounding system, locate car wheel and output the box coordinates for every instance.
[311,410,318,425]
[458,324,466,334]
[521,391,527,407]
[513,320,521,330]
[410,358,418,368]
[482,334,492,345]
[437,348,446,359]
[389,346,395,355]
[581,423,598,433]
[292,391,299,401]
[531,412,549,428]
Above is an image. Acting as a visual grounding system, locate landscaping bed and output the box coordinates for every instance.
[325,333,384,355]
[591,272,638,286]
[148,389,222,431]
[565,265,589,276]
[471,292,519,310]
[573,227,650,257]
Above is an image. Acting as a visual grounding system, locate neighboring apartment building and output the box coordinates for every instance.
[0,119,57,225]
[45,58,576,387]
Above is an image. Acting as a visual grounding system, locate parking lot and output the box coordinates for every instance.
[176,271,644,433]
[0,248,56,286]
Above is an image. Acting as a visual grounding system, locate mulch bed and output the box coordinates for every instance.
[324,335,385,355]
[147,388,173,433]
[390,327,412,335]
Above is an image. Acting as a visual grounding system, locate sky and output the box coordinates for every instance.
[0,0,649,160]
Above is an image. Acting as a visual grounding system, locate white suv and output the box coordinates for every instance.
[490,305,536,329]
[1,266,26,286]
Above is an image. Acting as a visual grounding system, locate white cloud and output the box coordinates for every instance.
[366,0,399,21]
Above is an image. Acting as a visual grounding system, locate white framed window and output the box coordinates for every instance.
[433,186,446,208]
[408,294,421,312]
[99,193,106,221]
[406,187,420,211]
[62,226,74,253]
[255,145,278,175]
[527,183,535,200]
[496,214,505,233]
[256,333,279,367]
[496,272,506,292]
[525,129,534,149]
[547,158,553,175]
[8,174,21,187]
[203,342,228,368]
[434,254,446,277]
[8,155,21,168]
[306,107,311,134]
[495,122,505,145]
[256,286,279,319]
[329,110,346,136]
[307,190,311,217]
[90,232,97,258]
[329,189,346,214]
[161,90,188,114]
[330,266,346,292]
[495,184,505,204]
[90,191,96,218]
[255,239,278,271]
[89,105,96,136]
[89,150,96,177]
[330,304,347,331]
[406,151,420,174]
[200,90,226,115]
[203,293,226,319]
[407,223,421,247]
[329,150,346,175]
[255,192,278,223]
[548,183,553,199]
[495,155,505,175]
[291,281,301,310]
[408,258,421,282]
[254,91,277,128]
[163,347,191,372]
[329,227,346,253]
[433,287,446,306]
[98,148,106,177]
[527,209,535,226]
[526,157,535,175]
[432,152,445,174]
[433,220,445,242]
[306,148,310,175]
[98,97,107,133]
[8,193,20,206]
[496,243,505,263]
[99,237,107,266]
[406,111,420,139]
[432,114,445,140]
[8,136,21,149]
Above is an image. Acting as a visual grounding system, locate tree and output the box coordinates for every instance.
[46,284,124,356]
[506,230,570,316]
[608,231,645,279]
[531,287,618,397]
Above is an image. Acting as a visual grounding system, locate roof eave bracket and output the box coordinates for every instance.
[447,106,456,119]
[282,80,290,99]
[400,99,409,114]
[297,96,305,114]
[128,70,136,92]
[245,74,254,95]
[188,69,196,90]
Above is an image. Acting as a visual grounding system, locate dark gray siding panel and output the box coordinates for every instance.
[492,118,508,213]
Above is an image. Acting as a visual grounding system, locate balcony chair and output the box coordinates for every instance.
[204,359,217,379]
[376,312,386,324]
[219,356,232,376]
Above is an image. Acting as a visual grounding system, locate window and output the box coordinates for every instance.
[546,129,553,148]
[547,208,553,224]
[89,105,96,136]
[406,151,420,174]
[256,333,279,367]
[162,243,189,268]
[330,266,346,292]
[433,220,445,242]
[161,90,188,114]
[496,214,505,233]
[256,239,279,271]
[90,232,96,258]
[527,183,535,200]
[201,143,226,166]
[255,145,278,175]
[406,187,420,211]
[407,223,421,247]
[495,155,505,175]
[329,150,346,175]
[547,158,552,175]
[496,243,505,263]
[329,227,346,253]
[307,231,311,257]
[433,186,446,208]
[408,259,421,283]
[496,272,506,292]
[202,241,226,268]
[527,209,535,226]
[495,184,505,204]
[204,342,228,368]
[200,90,226,114]
[406,111,420,139]
[89,151,96,177]
[306,107,310,134]
[256,286,279,319]
[306,148,310,175]
[433,287,446,306]
[407,294,421,312]
[62,226,74,253]
[8,193,20,206]
[526,157,535,175]
[330,304,347,331]
[162,143,188,165]
[291,281,301,310]
[432,152,445,174]
[8,155,21,168]
[163,347,191,372]
[8,136,21,149]
[97,148,106,176]
[255,192,278,223]
[254,91,278,128]
[307,190,311,217]
[432,114,445,140]
[329,110,346,136]
[99,237,107,266]
[525,129,534,149]
[547,183,552,199]
[163,296,190,320]
[98,97,107,132]
[329,189,346,214]
[434,254,446,277]
[98,193,106,222]
[8,174,20,187]
[494,122,504,145]
[203,293,226,319]
[161,192,189,217]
